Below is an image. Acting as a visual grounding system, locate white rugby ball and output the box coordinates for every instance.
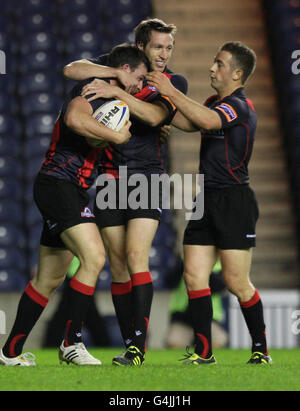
[93,99,130,131]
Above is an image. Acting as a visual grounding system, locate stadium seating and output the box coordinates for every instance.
[18,72,64,96]
[20,92,62,116]
[263,0,300,252]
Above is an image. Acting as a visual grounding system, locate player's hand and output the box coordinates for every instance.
[146,71,173,96]
[81,79,117,101]
[116,120,132,144]
[116,69,140,95]
[159,125,171,144]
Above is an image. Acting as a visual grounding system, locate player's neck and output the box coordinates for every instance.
[217,84,243,100]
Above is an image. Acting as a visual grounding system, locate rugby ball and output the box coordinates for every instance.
[87,100,130,148]
[93,100,130,131]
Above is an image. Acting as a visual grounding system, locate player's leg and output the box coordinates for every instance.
[0,246,73,365]
[220,249,270,363]
[119,218,158,364]
[59,222,106,349]
[101,225,134,349]
[182,244,218,364]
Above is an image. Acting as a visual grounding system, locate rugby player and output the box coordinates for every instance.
[0,44,149,366]
[147,41,272,365]
[63,18,188,366]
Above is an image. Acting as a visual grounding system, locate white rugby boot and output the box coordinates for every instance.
[59,341,102,366]
[0,349,36,366]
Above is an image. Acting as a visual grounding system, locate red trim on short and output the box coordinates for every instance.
[25,282,49,308]
[196,333,210,359]
[9,334,26,358]
[69,277,95,296]
[188,288,211,300]
[111,280,132,296]
[240,289,261,308]
[131,271,152,287]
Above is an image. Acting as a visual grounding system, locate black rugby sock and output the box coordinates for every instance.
[188,288,213,359]
[239,289,268,355]
[3,282,49,358]
[111,280,134,349]
[64,277,95,347]
[131,272,153,354]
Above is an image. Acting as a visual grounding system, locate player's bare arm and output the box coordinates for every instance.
[147,72,222,130]
[171,111,199,132]
[63,59,139,92]
[81,79,170,127]
[64,96,131,145]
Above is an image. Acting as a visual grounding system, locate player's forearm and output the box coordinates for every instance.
[172,111,199,132]
[65,111,121,144]
[113,88,168,127]
[63,60,119,81]
[164,88,221,130]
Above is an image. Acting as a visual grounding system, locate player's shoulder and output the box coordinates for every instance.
[164,67,188,94]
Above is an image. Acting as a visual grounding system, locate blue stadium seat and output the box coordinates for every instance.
[19,32,63,54]
[59,0,102,16]
[153,224,176,249]
[18,72,64,96]
[23,156,44,181]
[0,248,26,271]
[0,223,26,248]
[25,203,42,227]
[64,31,100,54]
[24,135,51,157]
[0,269,27,292]
[21,92,62,116]
[0,136,20,157]
[61,13,98,35]
[0,199,23,225]
[0,115,22,139]
[25,113,56,138]
[0,157,22,178]
[16,13,57,35]
[0,93,19,116]
[13,0,57,15]
[0,178,23,201]
[18,51,63,74]
[28,224,43,251]
[0,32,18,55]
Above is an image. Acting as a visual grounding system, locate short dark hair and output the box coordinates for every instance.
[107,43,151,72]
[134,18,177,48]
[220,41,257,84]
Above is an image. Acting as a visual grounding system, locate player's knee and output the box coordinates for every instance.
[80,250,106,275]
[126,249,148,273]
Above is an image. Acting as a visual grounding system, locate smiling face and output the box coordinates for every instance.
[138,30,174,72]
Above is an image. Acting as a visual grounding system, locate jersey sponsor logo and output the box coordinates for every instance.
[215,103,237,122]
[81,207,95,218]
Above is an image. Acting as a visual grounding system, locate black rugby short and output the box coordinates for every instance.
[34,174,96,248]
[94,176,162,229]
[183,185,259,249]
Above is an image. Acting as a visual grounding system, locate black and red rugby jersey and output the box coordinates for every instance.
[200,87,257,188]
[39,79,108,189]
[89,54,188,176]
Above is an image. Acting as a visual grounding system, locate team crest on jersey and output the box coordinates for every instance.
[81,207,95,218]
[215,103,237,122]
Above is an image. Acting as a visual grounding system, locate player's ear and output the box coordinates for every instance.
[136,41,144,51]
[233,68,243,82]
[121,63,131,73]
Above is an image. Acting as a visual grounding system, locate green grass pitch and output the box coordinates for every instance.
[0,348,299,392]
